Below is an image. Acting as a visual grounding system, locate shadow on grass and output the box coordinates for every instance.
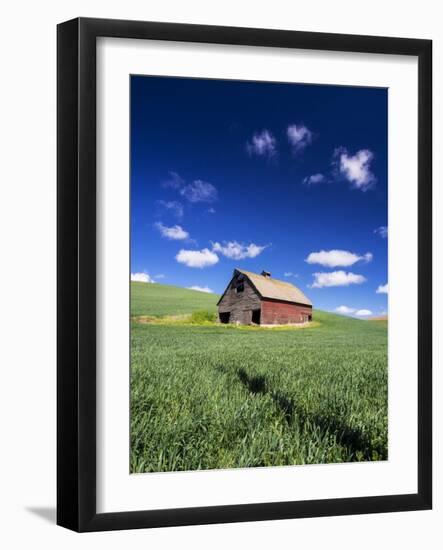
[237,368,267,395]
[235,367,386,461]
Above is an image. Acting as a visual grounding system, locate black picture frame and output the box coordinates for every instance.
[57,17,432,532]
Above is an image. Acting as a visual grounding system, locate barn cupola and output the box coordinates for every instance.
[261,270,271,278]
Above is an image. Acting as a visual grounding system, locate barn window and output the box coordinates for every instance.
[232,274,245,293]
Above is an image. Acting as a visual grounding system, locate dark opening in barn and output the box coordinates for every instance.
[252,309,261,324]
[219,312,230,324]
[217,269,313,326]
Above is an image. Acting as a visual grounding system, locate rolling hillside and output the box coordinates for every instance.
[131,281,220,317]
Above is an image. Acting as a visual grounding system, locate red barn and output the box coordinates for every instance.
[217,269,313,325]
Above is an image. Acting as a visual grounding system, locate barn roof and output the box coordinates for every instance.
[235,269,312,306]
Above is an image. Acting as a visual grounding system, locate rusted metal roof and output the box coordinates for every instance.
[236,269,312,306]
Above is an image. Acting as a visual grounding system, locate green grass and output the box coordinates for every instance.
[130,282,388,472]
[131,281,219,317]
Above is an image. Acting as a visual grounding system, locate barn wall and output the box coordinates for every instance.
[218,276,261,324]
[261,299,312,325]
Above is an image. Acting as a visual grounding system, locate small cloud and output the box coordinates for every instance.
[334,147,376,191]
[374,226,388,238]
[336,305,373,317]
[284,272,298,278]
[162,171,185,189]
[246,130,277,158]
[155,222,189,240]
[180,180,218,203]
[306,249,373,268]
[355,309,373,317]
[154,274,165,279]
[131,272,155,283]
[188,285,214,293]
[176,248,219,268]
[376,283,388,294]
[163,172,218,204]
[287,124,313,153]
[311,271,366,288]
[157,200,184,219]
[303,173,325,185]
[207,208,216,214]
[212,240,268,260]
[335,305,356,315]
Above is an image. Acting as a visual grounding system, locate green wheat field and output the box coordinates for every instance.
[130,281,388,473]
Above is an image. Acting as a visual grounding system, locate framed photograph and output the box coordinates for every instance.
[57,17,432,532]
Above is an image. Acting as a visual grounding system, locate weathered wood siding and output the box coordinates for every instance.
[218,276,261,324]
[261,299,312,325]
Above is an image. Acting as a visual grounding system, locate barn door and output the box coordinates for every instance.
[252,309,261,325]
[219,312,230,324]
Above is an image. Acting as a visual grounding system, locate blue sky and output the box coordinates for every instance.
[131,76,388,317]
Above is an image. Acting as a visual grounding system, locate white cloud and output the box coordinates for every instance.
[335,305,373,316]
[306,249,373,268]
[188,285,214,293]
[162,171,185,189]
[355,309,373,317]
[162,172,217,204]
[284,272,298,278]
[246,130,277,158]
[212,240,268,260]
[207,208,216,214]
[376,283,388,294]
[335,305,356,315]
[334,148,376,191]
[374,226,388,238]
[155,274,165,279]
[180,180,218,203]
[157,200,184,219]
[311,271,366,288]
[287,124,313,153]
[303,173,325,185]
[155,222,189,240]
[176,248,219,268]
[131,272,155,283]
